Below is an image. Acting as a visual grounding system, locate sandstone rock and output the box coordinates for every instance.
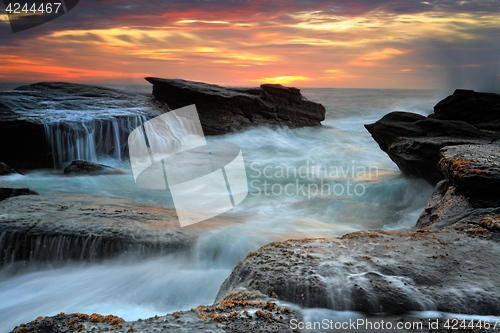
[145,77,326,135]
[11,290,301,333]
[63,160,127,176]
[439,143,500,199]
[0,194,199,263]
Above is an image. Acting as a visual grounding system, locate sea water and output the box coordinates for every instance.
[0,88,443,332]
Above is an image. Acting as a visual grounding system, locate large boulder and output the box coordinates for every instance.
[431,89,500,125]
[145,77,326,135]
[63,160,127,176]
[0,82,167,169]
[215,227,500,316]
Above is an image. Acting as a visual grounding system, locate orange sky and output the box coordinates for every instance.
[1,0,499,89]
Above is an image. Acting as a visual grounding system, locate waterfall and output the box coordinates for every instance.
[43,115,148,169]
[0,230,190,265]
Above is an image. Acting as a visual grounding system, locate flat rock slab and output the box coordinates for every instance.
[145,77,326,135]
[0,193,206,263]
[216,227,500,316]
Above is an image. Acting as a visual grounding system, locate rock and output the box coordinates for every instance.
[431,89,500,124]
[439,143,500,199]
[416,180,500,229]
[11,290,301,333]
[387,136,489,183]
[215,227,500,316]
[0,193,203,263]
[365,112,491,182]
[0,82,167,169]
[0,162,22,176]
[416,143,500,229]
[145,77,326,135]
[0,187,38,202]
[63,160,127,176]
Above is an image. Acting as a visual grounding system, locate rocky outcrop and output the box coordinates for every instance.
[216,227,500,316]
[63,160,127,176]
[365,90,500,183]
[416,143,500,229]
[0,82,167,169]
[0,187,38,202]
[145,77,326,135]
[0,162,22,176]
[0,193,203,263]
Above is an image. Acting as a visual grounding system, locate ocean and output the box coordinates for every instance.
[0,86,445,332]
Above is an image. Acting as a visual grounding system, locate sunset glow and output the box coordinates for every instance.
[1,0,499,89]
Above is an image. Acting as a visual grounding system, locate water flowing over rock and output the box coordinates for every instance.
[0,82,167,169]
[63,160,128,176]
[365,90,500,183]
[215,228,500,316]
[145,77,326,135]
[0,193,201,264]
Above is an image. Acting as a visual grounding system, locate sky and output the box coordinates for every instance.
[1,0,499,89]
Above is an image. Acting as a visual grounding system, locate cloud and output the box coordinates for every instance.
[0,0,499,88]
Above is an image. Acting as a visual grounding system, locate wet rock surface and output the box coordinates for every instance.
[63,160,128,176]
[216,227,500,316]
[0,193,201,263]
[145,77,326,135]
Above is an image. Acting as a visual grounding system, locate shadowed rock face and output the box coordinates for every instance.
[145,77,326,135]
[0,162,22,176]
[365,90,500,183]
[0,187,38,202]
[63,160,127,176]
[431,89,500,125]
[416,144,500,229]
